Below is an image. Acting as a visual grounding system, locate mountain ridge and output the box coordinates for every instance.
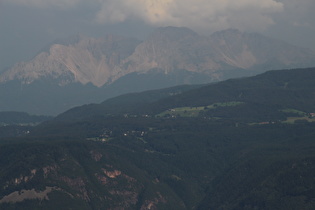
[52,67,315,123]
[0,34,141,87]
[1,27,314,87]
[1,27,315,115]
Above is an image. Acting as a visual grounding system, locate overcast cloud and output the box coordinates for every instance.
[3,0,81,9]
[5,0,284,31]
[1,0,314,71]
[95,0,283,32]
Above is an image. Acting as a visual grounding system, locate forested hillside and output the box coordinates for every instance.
[1,67,315,209]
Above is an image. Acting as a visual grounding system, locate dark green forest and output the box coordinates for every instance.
[0,67,315,209]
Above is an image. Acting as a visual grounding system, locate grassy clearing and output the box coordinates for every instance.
[281,108,306,116]
[157,101,244,118]
[280,108,315,124]
[282,116,315,124]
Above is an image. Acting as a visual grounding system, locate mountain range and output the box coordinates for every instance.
[1,27,315,115]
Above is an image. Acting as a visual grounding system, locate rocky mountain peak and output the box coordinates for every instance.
[1,27,315,115]
[0,35,140,87]
[147,26,199,42]
[1,27,314,88]
[211,28,243,38]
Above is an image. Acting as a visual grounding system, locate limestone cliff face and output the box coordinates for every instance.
[124,27,315,77]
[123,27,208,73]
[0,35,140,87]
[209,29,315,69]
[1,27,314,87]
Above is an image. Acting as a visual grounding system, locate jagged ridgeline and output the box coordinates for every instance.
[1,27,315,115]
[1,67,315,209]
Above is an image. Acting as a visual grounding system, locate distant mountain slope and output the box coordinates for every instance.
[4,27,314,88]
[0,69,210,116]
[1,27,315,115]
[0,34,140,87]
[55,67,315,122]
[145,67,315,113]
[0,111,52,138]
[126,27,315,75]
[0,111,51,125]
[54,84,202,121]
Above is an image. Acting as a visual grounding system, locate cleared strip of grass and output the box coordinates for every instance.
[157,101,244,118]
[282,116,315,124]
[281,108,306,116]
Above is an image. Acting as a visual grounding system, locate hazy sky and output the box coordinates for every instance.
[0,0,314,71]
